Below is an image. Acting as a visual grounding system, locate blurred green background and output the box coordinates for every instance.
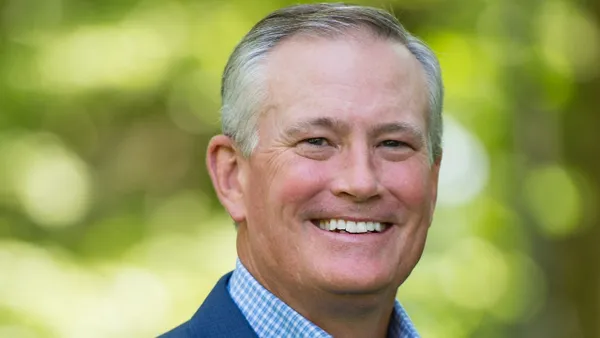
[0,0,599,337]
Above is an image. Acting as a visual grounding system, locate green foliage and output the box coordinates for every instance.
[0,0,599,337]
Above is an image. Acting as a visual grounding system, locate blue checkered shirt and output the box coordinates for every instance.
[228,259,420,337]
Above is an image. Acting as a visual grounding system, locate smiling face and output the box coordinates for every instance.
[232,32,440,300]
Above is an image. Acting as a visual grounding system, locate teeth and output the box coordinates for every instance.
[329,219,337,231]
[319,220,327,230]
[317,219,387,233]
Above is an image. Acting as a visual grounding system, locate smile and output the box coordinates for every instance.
[313,219,392,234]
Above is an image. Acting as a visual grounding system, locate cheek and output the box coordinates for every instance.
[271,158,328,205]
[248,156,327,213]
[382,161,433,208]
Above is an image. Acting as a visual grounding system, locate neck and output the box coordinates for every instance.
[300,291,396,338]
[237,243,397,338]
[270,273,396,338]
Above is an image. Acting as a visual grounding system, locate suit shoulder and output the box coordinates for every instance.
[157,272,258,338]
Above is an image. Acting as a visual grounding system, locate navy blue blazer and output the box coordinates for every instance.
[159,272,258,337]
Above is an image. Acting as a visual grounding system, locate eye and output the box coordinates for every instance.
[296,137,335,160]
[302,137,330,147]
[379,140,409,148]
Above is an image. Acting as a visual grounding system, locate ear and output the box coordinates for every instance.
[206,135,247,223]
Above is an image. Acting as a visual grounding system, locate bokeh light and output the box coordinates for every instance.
[438,116,490,206]
[0,0,598,337]
[524,165,584,238]
[536,0,600,81]
[439,237,508,310]
[3,133,92,228]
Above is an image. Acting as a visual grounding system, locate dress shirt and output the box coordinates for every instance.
[228,259,420,337]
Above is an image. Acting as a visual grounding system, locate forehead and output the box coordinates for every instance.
[261,33,429,130]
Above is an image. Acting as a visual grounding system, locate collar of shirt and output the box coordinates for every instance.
[227,259,420,338]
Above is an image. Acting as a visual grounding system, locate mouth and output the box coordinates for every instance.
[310,219,393,234]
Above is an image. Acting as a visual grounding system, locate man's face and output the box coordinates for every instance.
[235,33,440,297]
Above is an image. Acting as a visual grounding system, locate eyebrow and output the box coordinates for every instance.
[369,122,426,144]
[284,117,350,137]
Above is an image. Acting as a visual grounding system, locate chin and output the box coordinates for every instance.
[316,262,400,295]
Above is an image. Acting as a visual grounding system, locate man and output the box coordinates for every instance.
[161,3,443,337]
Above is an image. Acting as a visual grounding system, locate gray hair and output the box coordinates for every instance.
[221,3,444,162]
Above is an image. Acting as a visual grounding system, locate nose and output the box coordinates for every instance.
[330,147,382,202]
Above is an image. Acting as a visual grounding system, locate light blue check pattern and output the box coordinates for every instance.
[228,259,420,338]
